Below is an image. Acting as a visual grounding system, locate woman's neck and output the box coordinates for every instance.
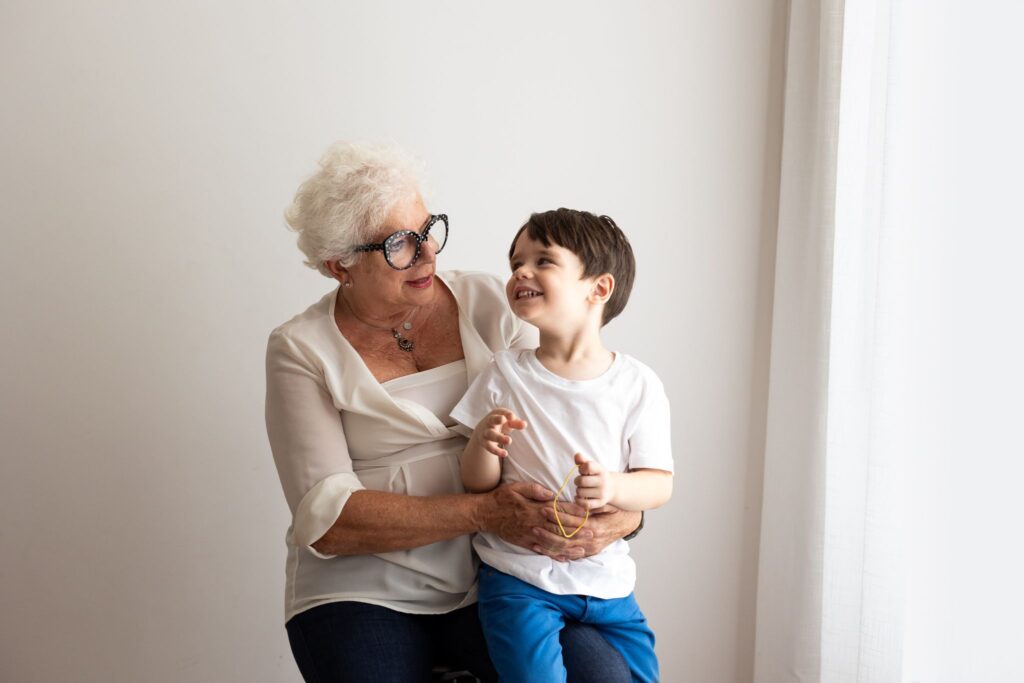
[337,291,425,331]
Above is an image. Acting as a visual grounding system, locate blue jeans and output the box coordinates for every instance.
[477,564,659,683]
[285,600,631,683]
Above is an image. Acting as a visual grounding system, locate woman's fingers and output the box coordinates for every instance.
[487,482,596,555]
[543,499,588,520]
[539,521,593,541]
[508,480,557,503]
[531,527,587,562]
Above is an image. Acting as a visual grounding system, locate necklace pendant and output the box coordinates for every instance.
[393,330,415,352]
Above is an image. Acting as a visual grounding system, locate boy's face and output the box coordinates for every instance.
[506,231,599,331]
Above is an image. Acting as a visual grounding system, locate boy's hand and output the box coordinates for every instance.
[573,453,616,510]
[472,408,527,458]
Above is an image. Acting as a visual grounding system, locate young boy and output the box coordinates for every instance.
[450,209,673,683]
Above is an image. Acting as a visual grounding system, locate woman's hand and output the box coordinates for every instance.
[534,501,642,561]
[483,481,590,561]
[483,480,554,546]
[482,481,643,562]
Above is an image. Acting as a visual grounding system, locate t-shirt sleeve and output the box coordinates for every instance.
[509,316,539,350]
[450,361,503,434]
[265,330,366,559]
[626,373,674,473]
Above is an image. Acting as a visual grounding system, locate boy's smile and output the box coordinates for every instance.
[512,284,543,299]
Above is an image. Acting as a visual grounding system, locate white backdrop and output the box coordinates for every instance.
[0,2,784,681]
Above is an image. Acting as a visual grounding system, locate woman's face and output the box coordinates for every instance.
[343,194,441,313]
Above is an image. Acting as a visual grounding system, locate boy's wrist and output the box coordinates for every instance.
[466,430,487,457]
[609,471,624,501]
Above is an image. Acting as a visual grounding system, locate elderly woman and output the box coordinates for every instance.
[266,142,642,682]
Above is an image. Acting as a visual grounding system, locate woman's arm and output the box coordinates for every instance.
[311,481,561,556]
[312,490,482,555]
[311,482,642,559]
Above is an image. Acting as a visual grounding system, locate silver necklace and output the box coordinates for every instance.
[341,295,419,352]
[391,311,417,352]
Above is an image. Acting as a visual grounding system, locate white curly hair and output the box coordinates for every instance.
[284,141,427,277]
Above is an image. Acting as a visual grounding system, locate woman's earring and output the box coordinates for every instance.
[344,280,352,288]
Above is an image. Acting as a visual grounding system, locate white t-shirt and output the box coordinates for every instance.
[450,348,673,599]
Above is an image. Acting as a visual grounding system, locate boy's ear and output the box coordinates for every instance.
[588,273,615,305]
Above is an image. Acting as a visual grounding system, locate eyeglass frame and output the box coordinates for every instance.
[351,214,449,271]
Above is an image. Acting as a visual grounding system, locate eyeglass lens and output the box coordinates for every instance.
[385,217,447,269]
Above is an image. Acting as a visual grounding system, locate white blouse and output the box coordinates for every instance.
[265,271,536,621]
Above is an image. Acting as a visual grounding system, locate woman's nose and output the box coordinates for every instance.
[419,237,438,264]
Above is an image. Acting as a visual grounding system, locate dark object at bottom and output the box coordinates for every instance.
[286,600,631,682]
[432,665,479,682]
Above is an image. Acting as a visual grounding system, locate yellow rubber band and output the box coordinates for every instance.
[552,464,590,538]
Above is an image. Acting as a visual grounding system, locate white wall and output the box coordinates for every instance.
[0,2,783,681]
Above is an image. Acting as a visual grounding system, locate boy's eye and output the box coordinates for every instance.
[537,257,552,265]
[510,261,522,271]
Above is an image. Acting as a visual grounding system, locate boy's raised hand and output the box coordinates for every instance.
[573,453,616,510]
[473,408,527,458]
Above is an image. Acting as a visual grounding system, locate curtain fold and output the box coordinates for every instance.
[753,0,845,679]
[754,0,901,680]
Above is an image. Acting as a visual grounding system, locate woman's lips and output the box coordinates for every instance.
[406,275,433,289]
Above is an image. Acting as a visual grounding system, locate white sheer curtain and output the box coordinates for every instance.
[753,0,846,678]
[753,0,900,678]
[754,1,1024,681]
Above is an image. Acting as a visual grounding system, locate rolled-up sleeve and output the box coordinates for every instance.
[265,330,365,558]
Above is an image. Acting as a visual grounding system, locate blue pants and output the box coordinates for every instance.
[285,600,631,682]
[477,564,659,683]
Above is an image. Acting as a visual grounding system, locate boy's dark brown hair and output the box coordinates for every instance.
[509,208,636,326]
